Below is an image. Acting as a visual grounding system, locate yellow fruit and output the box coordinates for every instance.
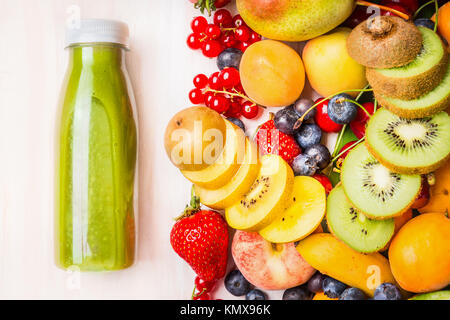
[302,28,367,98]
[181,121,246,189]
[313,292,338,300]
[194,138,260,209]
[420,159,450,215]
[226,155,294,231]
[259,176,326,243]
[297,233,396,297]
[240,40,305,107]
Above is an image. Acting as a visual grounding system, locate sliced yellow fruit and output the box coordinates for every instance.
[226,154,294,231]
[259,176,326,243]
[313,292,337,300]
[194,138,260,210]
[181,120,245,189]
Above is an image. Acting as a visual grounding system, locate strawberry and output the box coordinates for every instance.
[255,119,302,165]
[191,0,231,15]
[170,192,229,282]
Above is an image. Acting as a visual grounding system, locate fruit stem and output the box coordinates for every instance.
[413,0,434,18]
[344,99,372,117]
[204,88,264,108]
[356,0,411,20]
[434,0,439,33]
[332,125,348,158]
[331,137,365,163]
[174,185,201,221]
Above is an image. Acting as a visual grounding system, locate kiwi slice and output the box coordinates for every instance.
[347,16,422,69]
[367,27,449,100]
[327,185,395,253]
[341,143,421,219]
[366,108,450,174]
[375,62,450,118]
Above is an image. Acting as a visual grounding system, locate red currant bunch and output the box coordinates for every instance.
[187,16,224,58]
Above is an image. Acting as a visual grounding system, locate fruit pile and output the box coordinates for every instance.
[166,0,450,300]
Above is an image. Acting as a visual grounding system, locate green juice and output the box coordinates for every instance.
[56,43,137,271]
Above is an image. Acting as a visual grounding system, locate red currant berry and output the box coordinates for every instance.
[186,33,201,50]
[241,101,259,119]
[208,72,222,90]
[219,32,237,48]
[312,174,333,194]
[235,26,251,42]
[204,24,222,40]
[232,14,247,28]
[204,92,214,107]
[214,9,233,28]
[249,31,262,43]
[191,16,208,34]
[202,40,223,58]
[193,74,208,89]
[224,101,242,118]
[188,88,205,105]
[193,293,211,300]
[219,67,240,88]
[314,98,343,133]
[210,95,231,114]
[195,277,216,293]
[238,41,251,52]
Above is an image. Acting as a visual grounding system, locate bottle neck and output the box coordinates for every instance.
[67,43,126,68]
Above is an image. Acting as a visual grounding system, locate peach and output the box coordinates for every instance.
[232,230,315,290]
[240,40,305,107]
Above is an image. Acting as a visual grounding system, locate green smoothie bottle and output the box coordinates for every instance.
[56,20,137,271]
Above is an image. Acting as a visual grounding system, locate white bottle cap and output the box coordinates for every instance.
[65,19,129,48]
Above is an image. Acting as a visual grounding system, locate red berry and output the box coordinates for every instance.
[193,74,208,89]
[381,0,418,14]
[191,16,208,34]
[314,98,343,133]
[219,32,237,48]
[349,102,375,139]
[235,26,251,42]
[193,292,211,300]
[381,3,411,16]
[238,41,251,52]
[338,141,359,162]
[205,24,222,40]
[312,174,333,194]
[224,101,242,118]
[219,67,240,88]
[233,14,247,28]
[195,276,216,293]
[189,88,205,105]
[343,6,372,29]
[204,92,214,107]
[202,40,223,58]
[208,72,222,90]
[187,33,202,50]
[214,9,233,28]
[241,101,259,119]
[210,95,231,114]
[249,31,262,43]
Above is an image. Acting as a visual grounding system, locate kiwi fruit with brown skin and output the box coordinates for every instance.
[347,16,422,69]
[367,27,449,100]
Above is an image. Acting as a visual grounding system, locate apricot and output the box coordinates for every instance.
[420,160,450,215]
[302,28,367,98]
[240,40,305,107]
[389,213,450,293]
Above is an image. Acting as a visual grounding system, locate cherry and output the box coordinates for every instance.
[193,74,208,89]
[202,40,223,58]
[225,101,242,117]
[241,101,259,119]
[232,14,247,28]
[312,174,333,194]
[381,3,411,16]
[210,95,231,114]
[195,277,216,293]
[205,24,222,40]
[349,102,375,139]
[380,0,418,14]
[219,32,237,48]
[314,98,343,133]
[219,67,240,88]
[214,9,233,28]
[191,16,208,34]
[187,33,202,50]
[235,26,251,42]
[208,72,222,90]
[343,6,372,29]
[337,141,359,163]
[189,88,205,105]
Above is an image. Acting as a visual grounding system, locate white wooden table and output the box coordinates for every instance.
[0,0,327,300]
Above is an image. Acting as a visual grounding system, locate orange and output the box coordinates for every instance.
[389,213,450,293]
[432,2,450,53]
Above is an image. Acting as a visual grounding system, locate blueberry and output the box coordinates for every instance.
[224,270,252,297]
[339,287,367,300]
[304,144,331,170]
[294,123,322,149]
[274,106,301,135]
[373,283,402,300]
[282,285,312,300]
[307,273,324,293]
[327,93,358,125]
[292,154,318,176]
[246,289,267,300]
[227,117,246,132]
[217,48,243,70]
[322,276,347,298]
[414,18,435,30]
[293,98,316,122]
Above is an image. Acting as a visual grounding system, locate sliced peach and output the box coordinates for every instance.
[296,233,396,297]
[194,138,260,209]
[259,176,326,243]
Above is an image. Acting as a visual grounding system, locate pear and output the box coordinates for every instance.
[237,0,355,42]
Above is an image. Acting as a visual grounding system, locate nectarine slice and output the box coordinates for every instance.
[181,120,245,189]
[226,155,294,231]
[194,138,260,210]
[259,176,326,243]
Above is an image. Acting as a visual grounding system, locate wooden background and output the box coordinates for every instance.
[0,0,322,299]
